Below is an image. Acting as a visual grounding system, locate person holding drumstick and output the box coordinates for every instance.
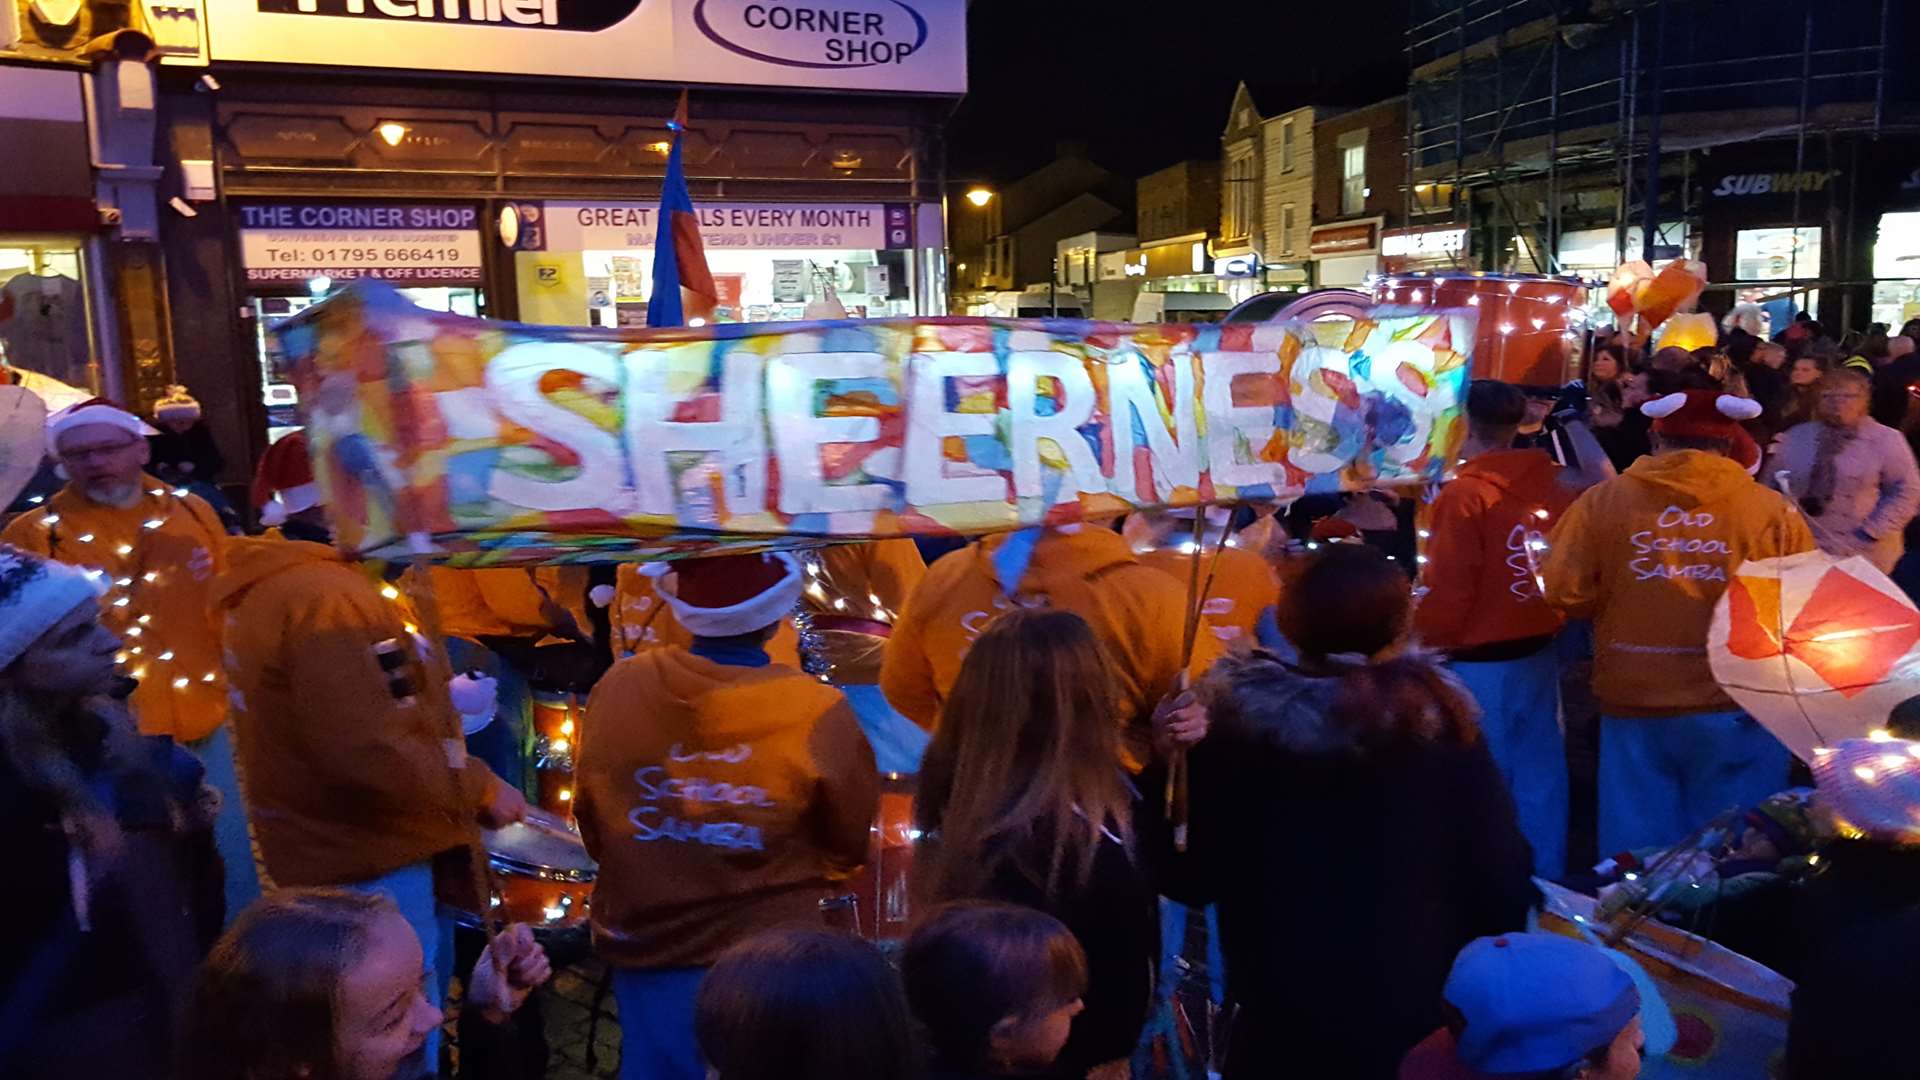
[573,551,880,1080]
[178,888,553,1080]
[213,458,527,1067]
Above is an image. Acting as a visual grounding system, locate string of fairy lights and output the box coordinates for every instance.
[25,484,225,691]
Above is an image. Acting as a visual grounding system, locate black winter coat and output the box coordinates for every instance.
[1175,652,1539,1080]
[0,710,220,1080]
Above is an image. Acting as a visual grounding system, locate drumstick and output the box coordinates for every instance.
[1167,511,1224,853]
[399,562,505,942]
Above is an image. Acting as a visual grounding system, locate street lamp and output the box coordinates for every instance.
[965,187,995,208]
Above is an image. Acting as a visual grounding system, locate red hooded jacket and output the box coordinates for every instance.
[1415,449,1577,655]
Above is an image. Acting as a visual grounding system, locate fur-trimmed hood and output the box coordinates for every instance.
[1198,647,1480,756]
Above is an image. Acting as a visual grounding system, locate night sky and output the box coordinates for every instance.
[945,0,1411,184]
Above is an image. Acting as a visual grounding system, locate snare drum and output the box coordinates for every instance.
[463,808,597,933]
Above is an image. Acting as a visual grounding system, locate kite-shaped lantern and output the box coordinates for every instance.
[1710,551,1920,761]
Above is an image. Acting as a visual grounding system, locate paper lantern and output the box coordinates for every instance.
[1709,551,1920,761]
[1637,259,1708,328]
[1656,312,1718,353]
[1606,260,1653,320]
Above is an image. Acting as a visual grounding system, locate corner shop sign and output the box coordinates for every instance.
[237,202,485,285]
[206,0,966,93]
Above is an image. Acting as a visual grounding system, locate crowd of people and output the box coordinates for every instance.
[5,303,1920,1080]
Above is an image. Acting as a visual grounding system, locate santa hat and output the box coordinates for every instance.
[0,545,106,670]
[1813,738,1920,846]
[45,397,158,453]
[1308,517,1363,543]
[152,385,202,423]
[1641,390,1764,473]
[657,552,803,638]
[252,430,320,527]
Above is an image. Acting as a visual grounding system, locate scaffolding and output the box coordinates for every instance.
[1404,0,1904,295]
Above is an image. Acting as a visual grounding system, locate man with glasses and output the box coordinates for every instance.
[2,397,255,919]
[1770,366,1920,573]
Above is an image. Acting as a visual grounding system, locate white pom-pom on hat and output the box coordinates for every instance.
[1716,394,1763,420]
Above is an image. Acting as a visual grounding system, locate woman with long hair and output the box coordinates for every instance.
[1778,352,1831,433]
[914,608,1182,1080]
[1181,543,1537,1079]
[695,928,921,1080]
[177,888,551,1080]
[1586,347,1647,470]
[0,544,220,1079]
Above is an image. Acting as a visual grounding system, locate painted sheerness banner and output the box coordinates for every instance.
[275,283,1475,565]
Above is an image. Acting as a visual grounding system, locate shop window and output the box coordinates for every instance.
[1225,150,1255,241]
[1341,137,1367,217]
[1734,226,1821,327]
[1736,226,1821,281]
[1872,212,1920,329]
[0,240,94,395]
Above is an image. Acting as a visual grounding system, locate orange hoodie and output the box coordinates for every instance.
[1542,450,1815,717]
[210,536,497,888]
[426,566,592,642]
[880,526,1222,755]
[574,648,878,969]
[1414,449,1577,653]
[1135,544,1280,650]
[2,480,230,742]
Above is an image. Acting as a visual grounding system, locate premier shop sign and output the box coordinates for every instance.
[206,0,965,92]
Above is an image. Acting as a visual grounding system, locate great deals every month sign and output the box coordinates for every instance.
[276,283,1476,565]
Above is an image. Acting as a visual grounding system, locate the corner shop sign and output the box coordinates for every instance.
[207,0,965,92]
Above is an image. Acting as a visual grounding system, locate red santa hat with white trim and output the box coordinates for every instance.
[656,552,804,638]
[45,397,158,453]
[252,430,321,527]
[1640,390,1764,474]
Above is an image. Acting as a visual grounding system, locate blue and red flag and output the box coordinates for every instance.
[647,92,718,328]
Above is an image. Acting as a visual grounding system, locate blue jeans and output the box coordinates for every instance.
[613,967,708,1080]
[1598,711,1791,856]
[1453,647,1569,879]
[341,862,455,1066]
[189,725,261,924]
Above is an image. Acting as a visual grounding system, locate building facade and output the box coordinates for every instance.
[1308,96,1410,288]
[1138,159,1220,246]
[1,0,204,411]
[6,0,965,481]
[1261,107,1313,274]
[948,143,1132,313]
[1406,0,1920,330]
